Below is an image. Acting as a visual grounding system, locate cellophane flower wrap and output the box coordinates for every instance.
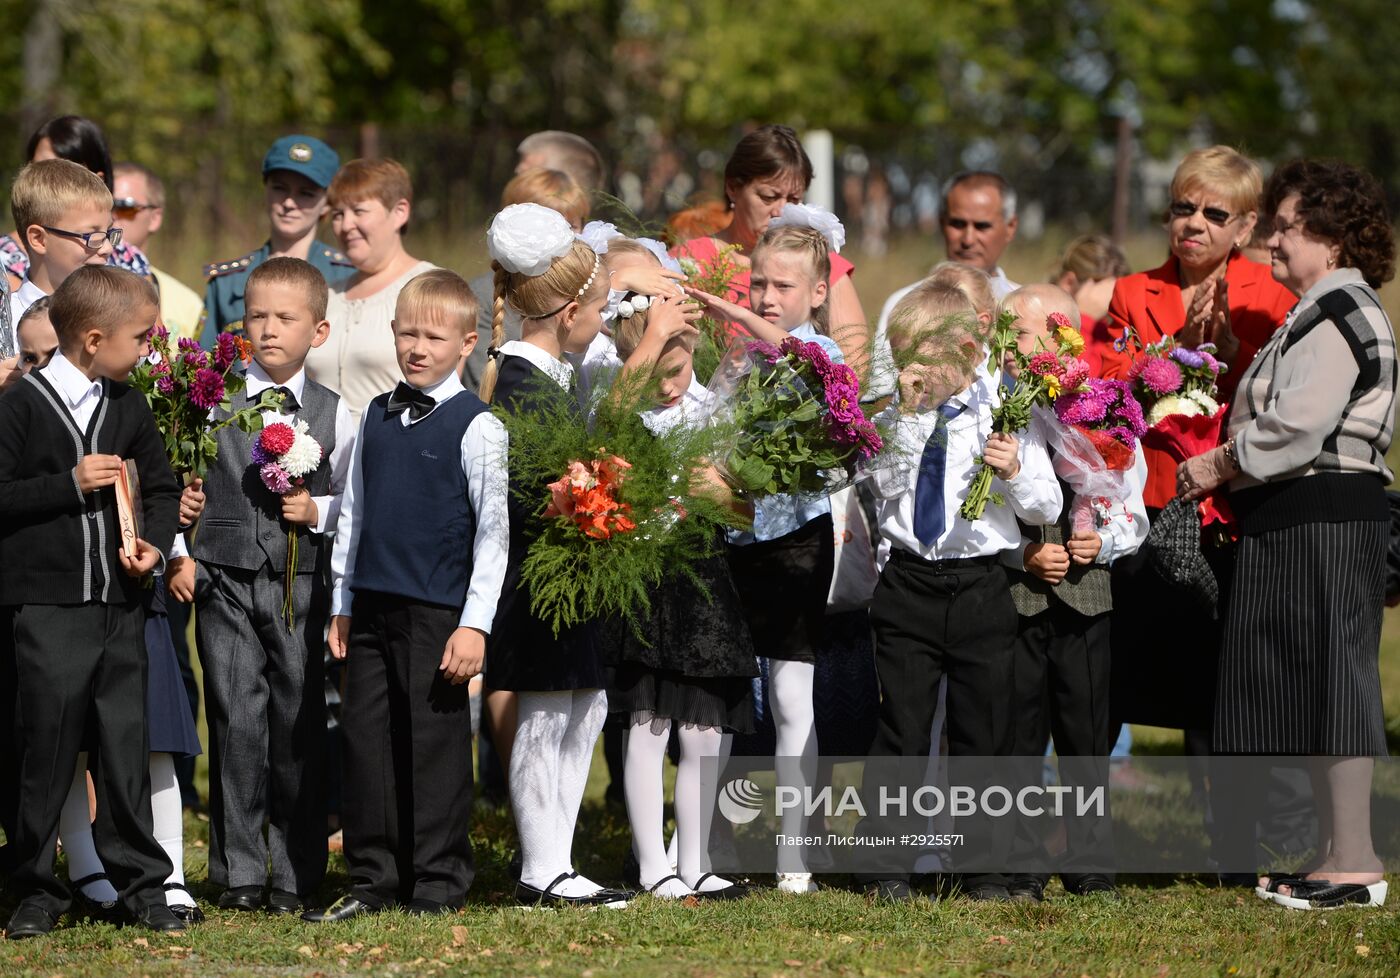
[498,369,742,640]
[129,327,267,479]
[705,334,884,498]
[960,312,1092,522]
[677,243,743,385]
[1047,377,1148,532]
[1124,336,1231,522]
[252,418,324,630]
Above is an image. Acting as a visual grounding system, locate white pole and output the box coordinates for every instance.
[802,129,835,212]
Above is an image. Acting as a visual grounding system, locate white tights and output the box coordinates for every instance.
[769,659,816,874]
[58,752,193,907]
[625,717,733,897]
[510,689,608,897]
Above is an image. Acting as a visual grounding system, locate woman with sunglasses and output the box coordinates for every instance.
[0,116,152,289]
[1092,147,1295,752]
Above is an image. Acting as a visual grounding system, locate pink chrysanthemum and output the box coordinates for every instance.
[259,463,293,495]
[1131,356,1183,396]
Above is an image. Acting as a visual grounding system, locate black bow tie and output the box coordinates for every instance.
[386,382,436,420]
[252,385,298,411]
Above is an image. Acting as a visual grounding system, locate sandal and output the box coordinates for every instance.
[645,874,693,900]
[163,883,205,924]
[691,872,751,901]
[1254,871,1308,903]
[1273,878,1388,911]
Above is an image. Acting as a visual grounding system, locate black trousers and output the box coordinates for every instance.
[7,602,172,916]
[1007,602,1114,884]
[342,592,475,907]
[857,552,1017,887]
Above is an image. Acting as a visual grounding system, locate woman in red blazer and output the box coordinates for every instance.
[1092,146,1295,737]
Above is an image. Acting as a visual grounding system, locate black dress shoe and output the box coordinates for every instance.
[6,902,58,939]
[217,885,264,911]
[516,873,631,909]
[863,879,913,903]
[265,890,303,915]
[404,898,456,916]
[134,903,187,933]
[72,873,123,923]
[163,884,204,924]
[1065,875,1120,900]
[963,882,1012,902]
[1008,876,1045,903]
[302,895,386,923]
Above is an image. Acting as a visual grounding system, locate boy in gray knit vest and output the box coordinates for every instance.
[171,257,355,914]
[998,285,1148,902]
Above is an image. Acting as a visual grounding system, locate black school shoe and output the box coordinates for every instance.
[1008,876,1045,903]
[133,903,187,933]
[163,884,205,924]
[71,873,124,924]
[962,882,1012,902]
[217,885,264,911]
[405,898,459,916]
[302,894,389,923]
[863,879,914,903]
[265,890,304,915]
[1064,874,1120,900]
[516,872,632,909]
[5,902,58,939]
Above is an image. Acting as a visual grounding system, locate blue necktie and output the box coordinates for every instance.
[913,401,965,546]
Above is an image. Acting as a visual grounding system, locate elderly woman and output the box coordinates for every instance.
[672,124,868,366]
[1179,159,1395,910]
[304,158,436,419]
[1092,147,1297,735]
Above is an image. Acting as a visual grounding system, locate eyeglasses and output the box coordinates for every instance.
[112,197,157,220]
[41,225,123,249]
[1169,200,1235,227]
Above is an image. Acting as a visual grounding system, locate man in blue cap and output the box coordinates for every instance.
[198,134,353,348]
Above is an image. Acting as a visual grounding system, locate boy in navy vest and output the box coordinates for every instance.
[176,257,355,914]
[305,269,508,921]
[0,266,182,937]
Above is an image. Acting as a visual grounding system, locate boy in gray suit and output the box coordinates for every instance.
[173,257,355,914]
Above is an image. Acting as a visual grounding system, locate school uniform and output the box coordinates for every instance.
[858,370,1062,889]
[726,324,841,662]
[193,362,354,897]
[1005,411,1147,887]
[486,341,603,691]
[0,354,180,918]
[330,369,508,908]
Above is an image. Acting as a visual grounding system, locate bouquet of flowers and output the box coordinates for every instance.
[1047,377,1149,532]
[500,371,741,639]
[678,242,744,384]
[960,312,1091,521]
[130,328,268,478]
[709,335,883,498]
[1124,336,1232,519]
[252,420,324,630]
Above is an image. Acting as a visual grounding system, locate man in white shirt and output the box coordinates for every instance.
[868,173,1021,399]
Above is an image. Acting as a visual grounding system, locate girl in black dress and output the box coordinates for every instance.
[480,204,627,907]
[604,245,758,900]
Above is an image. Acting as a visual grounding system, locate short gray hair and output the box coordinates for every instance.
[517,130,605,193]
[940,170,1016,222]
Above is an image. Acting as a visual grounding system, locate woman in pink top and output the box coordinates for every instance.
[672,125,867,366]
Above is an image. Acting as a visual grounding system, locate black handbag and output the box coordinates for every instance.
[1143,495,1220,616]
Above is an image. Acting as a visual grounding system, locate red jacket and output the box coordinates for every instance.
[1088,251,1296,508]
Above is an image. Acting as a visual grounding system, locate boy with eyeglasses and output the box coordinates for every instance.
[8,159,121,323]
[113,162,204,341]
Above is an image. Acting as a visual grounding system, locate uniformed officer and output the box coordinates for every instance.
[198,134,354,348]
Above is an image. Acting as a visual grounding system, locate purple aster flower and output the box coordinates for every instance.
[156,375,176,396]
[259,462,293,495]
[251,440,272,466]
[189,367,226,410]
[1170,346,1206,369]
[747,340,783,364]
[1055,387,1110,426]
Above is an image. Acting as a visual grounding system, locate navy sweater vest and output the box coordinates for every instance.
[351,388,491,609]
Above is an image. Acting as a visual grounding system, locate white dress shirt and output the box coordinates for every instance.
[870,369,1062,565]
[1001,409,1149,571]
[729,323,842,546]
[40,351,104,431]
[10,277,46,325]
[564,331,623,407]
[329,369,510,633]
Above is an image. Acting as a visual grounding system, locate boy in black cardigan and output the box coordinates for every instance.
[0,266,183,938]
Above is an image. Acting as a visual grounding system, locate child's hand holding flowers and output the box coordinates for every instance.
[981,431,1021,481]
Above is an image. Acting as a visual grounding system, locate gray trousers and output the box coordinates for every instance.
[196,561,327,895]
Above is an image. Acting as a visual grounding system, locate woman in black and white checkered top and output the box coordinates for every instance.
[1178,158,1396,912]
